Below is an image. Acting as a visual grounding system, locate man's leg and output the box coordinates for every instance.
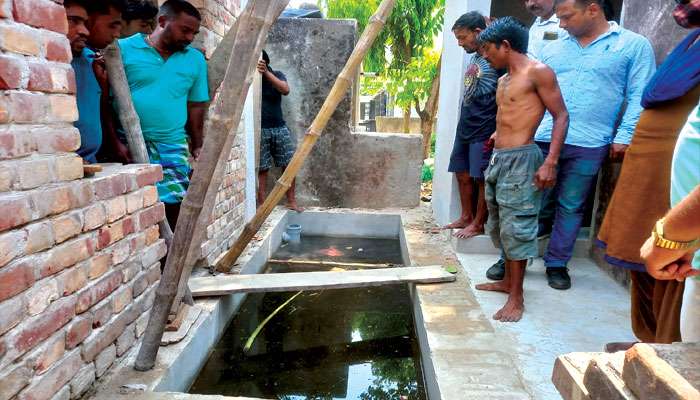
[536,141,555,237]
[545,145,608,289]
[477,259,526,322]
[456,141,489,238]
[444,171,474,230]
[283,174,303,212]
[257,170,269,208]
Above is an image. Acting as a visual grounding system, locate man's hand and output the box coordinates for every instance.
[640,236,700,281]
[92,53,109,93]
[191,146,202,162]
[609,144,629,162]
[256,60,268,75]
[534,162,557,190]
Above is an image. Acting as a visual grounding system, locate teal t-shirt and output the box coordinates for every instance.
[118,33,209,143]
[671,102,700,272]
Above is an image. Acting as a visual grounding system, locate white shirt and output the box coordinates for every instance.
[528,14,567,60]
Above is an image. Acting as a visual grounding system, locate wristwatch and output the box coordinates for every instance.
[652,218,700,250]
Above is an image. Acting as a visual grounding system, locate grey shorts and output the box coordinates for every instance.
[260,125,296,171]
[484,144,544,261]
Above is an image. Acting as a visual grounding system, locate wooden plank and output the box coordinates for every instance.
[189,266,455,297]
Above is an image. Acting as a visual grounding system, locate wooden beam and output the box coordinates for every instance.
[134,0,289,371]
[189,266,455,297]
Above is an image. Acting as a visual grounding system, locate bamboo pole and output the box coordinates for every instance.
[103,43,194,307]
[216,0,398,272]
[134,0,289,371]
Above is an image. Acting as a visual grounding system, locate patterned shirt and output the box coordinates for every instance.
[456,53,500,143]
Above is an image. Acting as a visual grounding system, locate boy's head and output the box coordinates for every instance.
[451,11,488,54]
[122,0,158,37]
[85,0,126,49]
[64,0,90,56]
[478,17,529,69]
[156,0,202,52]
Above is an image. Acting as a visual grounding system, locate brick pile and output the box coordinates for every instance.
[0,1,168,399]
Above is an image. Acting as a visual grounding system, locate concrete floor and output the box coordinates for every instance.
[456,253,634,400]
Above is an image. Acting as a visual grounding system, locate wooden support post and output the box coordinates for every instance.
[134,0,289,371]
[215,0,398,272]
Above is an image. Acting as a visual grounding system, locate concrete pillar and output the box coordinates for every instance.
[431,0,491,226]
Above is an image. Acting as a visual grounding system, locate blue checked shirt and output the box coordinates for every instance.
[535,22,656,147]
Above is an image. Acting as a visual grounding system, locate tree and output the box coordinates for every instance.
[322,0,444,157]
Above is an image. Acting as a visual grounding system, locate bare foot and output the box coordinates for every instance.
[475,281,510,294]
[286,202,304,213]
[494,295,524,322]
[442,217,472,230]
[453,223,484,238]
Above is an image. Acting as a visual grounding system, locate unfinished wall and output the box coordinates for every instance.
[265,18,423,209]
[0,1,167,399]
[591,0,690,286]
[189,0,250,266]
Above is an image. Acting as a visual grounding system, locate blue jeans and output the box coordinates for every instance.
[537,142,608,268]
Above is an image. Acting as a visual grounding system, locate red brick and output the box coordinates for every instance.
[122,216,135,236]
[138,203,166,230]
[93,173,127,201]
[87,253,111,280]
[83,203,105,232]
[75,270,121,314]
[57,263,87,296]
[0,192,32,232]
[5,295,75,363]
[0,91,48,123]
[16,349,82,400]
[89,297,112,328]
[80,305,135,362]
[104,196,126,223]
[111,239,131,265]
[33,125,80,154]
[31,184,74,219]
[24,221,55,254]
[13,0,68,34]
[130,273,148,298]
[0,23,41,56]
[41,236,94,278]
[135,165,163,188]
[0,365,32,400]
[51,211,83,244]
[96,222,124,250]
[144,225,160,246]
[145,262,160,285]
[43,32,71,63]
[0,228,27,267]
[64,316,90,349]
[129,231,146,254]
[0,55,25,90]
[0,295,27,336]
[69,180,94,208]
[0,257,35,301]
[48,95,77,122]
[24,276,58,316]
[0,125,35,160]
[54,154,82,181]
[25,331,65,375]
[28,63,75,94]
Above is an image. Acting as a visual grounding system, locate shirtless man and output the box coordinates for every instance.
[475,17,569,322]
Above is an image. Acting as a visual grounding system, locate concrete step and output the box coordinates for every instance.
[623,343,700,399]
[450,233,591,258]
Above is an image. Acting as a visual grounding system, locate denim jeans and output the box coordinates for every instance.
[537,141,609,268]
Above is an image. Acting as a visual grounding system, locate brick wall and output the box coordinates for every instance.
[0,1,168,399]
[189,0,249,267]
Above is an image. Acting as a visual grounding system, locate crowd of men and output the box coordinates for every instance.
[65,0,300,231]
[447,0,700,344]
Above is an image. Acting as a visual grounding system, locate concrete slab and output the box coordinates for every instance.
[450,232,592,258]
[457,253,634,400]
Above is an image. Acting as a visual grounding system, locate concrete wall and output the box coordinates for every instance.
[375,116,435,135]
[265,18,422,209]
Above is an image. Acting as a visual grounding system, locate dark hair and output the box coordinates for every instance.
[85,0,127,15]
[554,0,614,19]
[159,0,202,21]
[262,50,270,65]
[478,16,529,54]
[63,0,90,10]
[452,11,487,31]
[123,0,158,22]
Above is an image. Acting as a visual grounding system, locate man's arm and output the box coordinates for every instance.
[257,61,289,95]
[532,63,569,189]
[186,101,207,161]
[93,54,131,163]
[611,38,656,160]
[641,184,700,281]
